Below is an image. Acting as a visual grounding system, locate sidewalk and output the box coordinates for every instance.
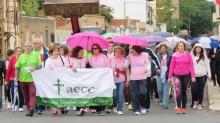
[207,81,220,113]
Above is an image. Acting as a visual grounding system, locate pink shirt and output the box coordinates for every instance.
[125,53,149,80]
[161,55,167,67]
[110,57,126,83]
[69,57,87,68]
[107,52,114,60]
[89,53,110,68]
[64,56,71,66]
[45,56,67,69]
[168,52,195,78]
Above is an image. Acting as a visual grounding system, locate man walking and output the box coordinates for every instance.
[15,42,42,117]
[32,38,50,114]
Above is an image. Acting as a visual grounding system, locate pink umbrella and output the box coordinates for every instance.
[112,35,149,46]
[66,32,109,50]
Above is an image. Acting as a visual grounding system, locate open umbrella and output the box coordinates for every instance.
[151,32,173,37]
[210,36,220,41]
[156,37,191,50]
[191,37,220,49]
[112,35,149,46]
[130,33,145,38]
[102,32,121,39]
[177,34,192,41]
[66,32,109,50]
[143,36,167,43]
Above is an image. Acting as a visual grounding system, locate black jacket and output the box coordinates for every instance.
[0,59,6,86]
[142,47,160,69]
[214,50,220,73]
[208,48,220,64]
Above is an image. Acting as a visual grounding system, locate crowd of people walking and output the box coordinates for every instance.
[0,35,219,117]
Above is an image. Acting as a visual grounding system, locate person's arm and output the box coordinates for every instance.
[148,48,160,69]
[188,54,196,78]
[168,56,175,79]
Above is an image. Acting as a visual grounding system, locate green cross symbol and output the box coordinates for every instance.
[53,79,64,95]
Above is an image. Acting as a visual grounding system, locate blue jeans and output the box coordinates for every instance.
[0,86,2,109]
[130,79,146,112]
[156,75,170,107]
[10,80,24,108]
[113,82,125,111]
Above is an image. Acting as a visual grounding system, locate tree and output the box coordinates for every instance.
[99,5,113,23]
[179,0,216,36]
[156,0,182,34]
[22,0,44,17]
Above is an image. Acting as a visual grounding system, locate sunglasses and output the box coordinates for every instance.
[92,48,98,50]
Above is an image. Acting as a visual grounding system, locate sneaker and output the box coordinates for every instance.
[37,111,42,115]
[198,104,203,110]
[164,106,168,109]
[73,107,77,111]
[91,109,96,113]
[128,104,132,110]
[12,106,18,112]
[76,109,85,116]
[193,101,197,108]
[134,111,141,115]
[29,108,35,117]
[182,108,186,114]
[117,111,123,115]
[52,109,58,117]
[176,108,181,114]
[64,108,68,114]
[113,107,117,113]
[146,109,150,113]
[60,108,65,114]
[160,102,163,106]
[106,109,113,113]
[100,111,105,116]
[7,103,11,109]
[141,108,146,114]
[175,106,177,110]
[19,108,24,112]
[125,102,128,105]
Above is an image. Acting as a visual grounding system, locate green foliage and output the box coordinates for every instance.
[100,6,113,23]
[179,0,216,36]
[22,0,44,17]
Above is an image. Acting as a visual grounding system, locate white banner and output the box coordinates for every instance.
[32,68,115,107]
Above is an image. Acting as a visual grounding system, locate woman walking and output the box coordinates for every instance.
[156,44,171,109]
[109,46,129,115]
[168,41,196,114]
[5,46,24,112]
[69,46,89,116]
[124,45,150,115]
[89,44,110,116]
[190,43,211,109]
[44,46,68,116]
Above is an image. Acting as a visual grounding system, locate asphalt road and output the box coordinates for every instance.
[0,87,219,123]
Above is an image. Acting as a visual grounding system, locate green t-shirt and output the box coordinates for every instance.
[34,50,41,57]
[16,53,42,82]
[83,50,93,58]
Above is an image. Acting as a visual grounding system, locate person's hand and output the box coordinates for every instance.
[144,69,148,73]
[4,82,9,85]
[212,55,215,58]
[126,56,130,60]
[168,78,172,84]
[30,68,35,72]
[14,77,18,82]
[72,67,77,73]
[192,78,196,82]
[156,69,161,73]
[126,81,130,87]
[208,77,211,81]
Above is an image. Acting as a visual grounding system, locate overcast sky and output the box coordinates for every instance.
[100,0,147,22]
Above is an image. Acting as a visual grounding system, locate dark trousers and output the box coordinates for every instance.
[124,90,132,104]
[6,84,11,103]
[216,71,220,87]
[90,106,105,112]
[210,62,217,85]
[145,77,151,109]
[151,78,159,99]
[191,76,207,105]
[173,73,191,108]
